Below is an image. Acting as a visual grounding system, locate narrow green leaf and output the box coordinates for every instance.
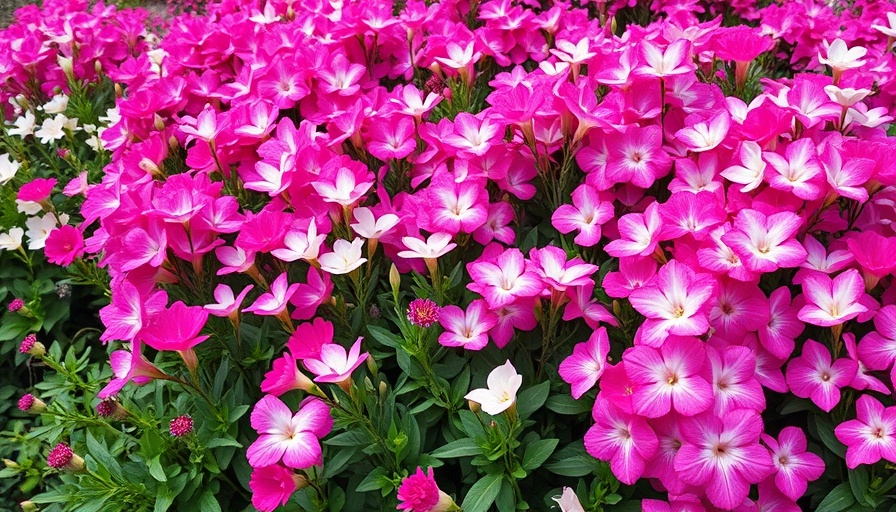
[431,438,481,458]
[817,482,857,512]
[522,438,558,471]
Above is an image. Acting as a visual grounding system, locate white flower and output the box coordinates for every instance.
[0,227,24,251]
[7,111,36,138]
[34,114,74,144]
[98,107,121,127]
[16,199,43,215]
[872,12,896,38]
[397,233,457,260]
[318,238,367,275]
[25,213,60,250]
[818,38,867,71]
[0,153,20,186]
[351,207,399,239]
[464,360,523,416]
[824,85,871,107]
[42,94,69,114]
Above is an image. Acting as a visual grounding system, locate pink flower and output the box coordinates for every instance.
[204,284,254,319]
[287,318,334,360]
[244,273,300,317]
[303,337,368,385]
[368,116,416,160]
[623,336,713,417]
[98,341,168,399]
[763,139,824,201]
[425,175,489,234]
[602,256,656,299]
[551,184,613,247]
[444,112,500,157]
[722,210,807,274]
[141,301,210,368]
[247,395,332,469]
[584,396,658,485]
[797,269,869,327]
[636,39,693,78]
[44,225,84,266]
[674,112,730,153]
[398,233,457,260]
[559,327,611,399]
[675,409,775,509]
[628,260,716,347]
[17,178,56,202]
[759,287,803,360]
[785,340,857,412]
[858,305,896,372]
[846,231,896,280]
[169,415,193,437]
[438,300,498,350]
[527,245,598,293]
[250,464,304,512]
[396,467,454,512]
[467,248,542,308]
[704,344,766,415]
[311,156,373,207]
[261,353,317,397]
[407,298,441,328]
[604,126,672,188]
[604,202,665,258]
[835,395,896,469]
[762,427,825,501]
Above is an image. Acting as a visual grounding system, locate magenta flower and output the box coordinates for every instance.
[396,467,455,512]
[261,353,316,397]
[467,248,542,309]
[407,298,441,328]
[287,317,334,360]
[559,327,611,399]
[835,395,896,469]
[604,125,672,189]
[43,225,85,267]
[704,344,766,415]
[636,39,693,78]
[527,245,598,293]
[98,341,169,399]
[302,337,368,386]
[675,409,775,509]
[169,415,194,437]
[797,269,869,327]
[367,116,416,160]
[204,284,254,319]
[584,396,658,485]
[763,139,825,200]
[623,336,713,418]
[602,256,656,299]
[846,231,896,281]
[247,395,332,469]
[17,177,56,203]
[628,260,716,347]
[759,287,803,360]
[141,301,210,352]
[762,427,825,501]
[438,300,498,351]
[551,183,613,247]
[785,340,856,412]
[858,305,896,372]
[249,464,304,512]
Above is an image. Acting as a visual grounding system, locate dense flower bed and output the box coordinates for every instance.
[3,0,896,511]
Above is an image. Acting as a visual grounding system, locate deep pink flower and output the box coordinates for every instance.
[43,225,84,266]
[584,396,658,485]
[628,260,716,347]
[762,427,825,501]
[623,336,713,417]
[763,139,825,201]
[169,415,194,437]
[17,178,56,202]
[604,126,672,189]
[250,464,303,512]
[658,191,725,241]
[559,327,611,399]
[846,231,896,280]
[407,298,441,328]
[675,409,775,509]
[704,344,766,415]
[785,340,857,412]
[858,305,896,372]
[602,256,656,299]
[141,301,210,353]
[367,116,416,160]
[759,287,803,360]
[604,202,665,258]
[261,353,316,397]
[527,245,598,293]
[247,396,332,469]
[397,467,454,512]
[287,318,334,360]
[98,341,168,399]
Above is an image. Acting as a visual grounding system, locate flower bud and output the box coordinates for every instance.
[18,394,47,414]
[47,443,85,472]
[4,459,20,469]
[96,399,128,420]
[169,415,194,437]
[19,334,45,357]
[389,263,401,295]
[20,501,38,512]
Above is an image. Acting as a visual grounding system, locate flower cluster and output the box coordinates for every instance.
[3,0,896,510]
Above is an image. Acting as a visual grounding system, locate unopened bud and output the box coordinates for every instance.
[389,264,401,294]
[47,443,85,472]
[467,400,481,413]
[20,501,38,512]
[18,394,47,414]
[154,114,165,131]
[57,56,74,80]
[4,459,19,469]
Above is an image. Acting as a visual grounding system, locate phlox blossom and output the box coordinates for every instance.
[438,300,498,351]
[247,396,332,469]
[584,396,658,485]
[466,248,542,308]
[303,337,368,385]
[551,184,613,247]
[559,327,611,399]
[835,395,896,469]
[785,340,856,412]
[762,427,825,501]
[622,336,713,417]
[44,225,84,266]
[797,269,869,327]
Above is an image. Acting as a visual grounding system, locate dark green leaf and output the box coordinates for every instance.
[516,381,550,419]
[817,482,857,512]
[431,438,481,458]
[461,473,503,512]
[522,438,558,472]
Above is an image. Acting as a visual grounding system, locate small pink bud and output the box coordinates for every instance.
[47,443,85,472]
[18,394,47,413]
[169,415,194,437]
[19,334,45,357]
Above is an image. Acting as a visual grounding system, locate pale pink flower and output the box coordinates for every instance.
[797,269,869,327]
[319,238,367,275]
[303,337,368,384]
[438,300,498,351]
[244,273,300,316]
[398,233,457,260]
[559,327,611,399]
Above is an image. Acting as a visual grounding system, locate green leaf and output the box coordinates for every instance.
[817,482,856,512]
[355,467,390,492]
[367,324,403,349]
[461,473,503,512]
[148,455,167,482]
[206,437,242,449]
[495,477,515,512]
[431,438,481,458]
[521,438,558,472]
[814,413,846,458]
[545,442,602,477]
[199,491,222,512]
[849,465,871,507]
[545,395,591,415]
[154,484,177,512]
[516,381,550,419]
